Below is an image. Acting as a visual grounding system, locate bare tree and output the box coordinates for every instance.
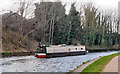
[2,0,39,49]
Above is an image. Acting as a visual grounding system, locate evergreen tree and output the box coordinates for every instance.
[66,3,81,45]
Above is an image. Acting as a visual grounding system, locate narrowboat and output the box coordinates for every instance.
[35,45,88,58]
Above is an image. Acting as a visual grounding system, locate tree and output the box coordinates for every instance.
[34,2,66,44]
[66,3,81,45]
[81,3,99,46]
[2,0,37,51]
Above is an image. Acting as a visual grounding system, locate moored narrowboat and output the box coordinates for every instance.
[35,45,88,58]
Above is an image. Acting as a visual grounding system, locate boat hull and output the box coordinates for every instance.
[35,51,87,58]
[35,53,46,58]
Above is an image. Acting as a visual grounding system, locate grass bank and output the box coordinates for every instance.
[82,52,120,72]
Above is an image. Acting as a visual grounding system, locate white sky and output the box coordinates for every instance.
[0,0,120,17]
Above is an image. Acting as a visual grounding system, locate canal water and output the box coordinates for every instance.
[0,51,119,72]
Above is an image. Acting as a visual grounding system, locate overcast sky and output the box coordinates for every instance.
[0,0,120,17]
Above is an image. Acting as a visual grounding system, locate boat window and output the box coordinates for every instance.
[75,48,77,50]
[81,48,83,50]
[68,48,70,51]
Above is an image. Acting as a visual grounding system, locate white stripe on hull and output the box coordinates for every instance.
[35,53,46,55]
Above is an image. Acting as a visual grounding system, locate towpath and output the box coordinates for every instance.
[71,57,101,73]
[71,54,119,73]
[103,55,120,72]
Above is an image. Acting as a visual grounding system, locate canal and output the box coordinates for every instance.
[0,51,119,72]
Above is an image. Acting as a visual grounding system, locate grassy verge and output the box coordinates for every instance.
[82,52,120,72]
